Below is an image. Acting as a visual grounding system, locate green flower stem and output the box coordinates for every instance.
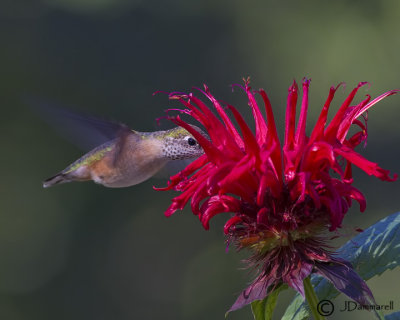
[303,276,326,320]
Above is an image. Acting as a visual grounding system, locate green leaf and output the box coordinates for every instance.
[251,284,288,320]
[282,211,400,320]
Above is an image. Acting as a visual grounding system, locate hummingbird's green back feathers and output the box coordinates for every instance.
[64,143,114,174]
[42,141,116,188]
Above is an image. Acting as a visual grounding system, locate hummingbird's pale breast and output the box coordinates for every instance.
[92,133,167,187]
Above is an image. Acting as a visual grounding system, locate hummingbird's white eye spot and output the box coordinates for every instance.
[187,137,197,146]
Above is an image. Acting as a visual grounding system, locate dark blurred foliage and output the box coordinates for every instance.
[0,1,399,319]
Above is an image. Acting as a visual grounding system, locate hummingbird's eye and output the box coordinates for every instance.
[187,137,197,146]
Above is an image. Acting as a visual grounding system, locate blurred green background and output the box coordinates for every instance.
[1,0,399,319]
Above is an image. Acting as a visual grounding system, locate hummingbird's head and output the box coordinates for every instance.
[161,125,207,160]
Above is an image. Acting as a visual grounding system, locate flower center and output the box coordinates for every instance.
[238,220,327,255]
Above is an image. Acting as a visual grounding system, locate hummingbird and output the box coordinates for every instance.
[40,106,206,188]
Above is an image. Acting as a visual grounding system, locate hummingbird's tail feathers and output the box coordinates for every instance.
[43,173,70,188]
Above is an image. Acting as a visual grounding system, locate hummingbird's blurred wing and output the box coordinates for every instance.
[154,159,196,179]
[28,98,131,151]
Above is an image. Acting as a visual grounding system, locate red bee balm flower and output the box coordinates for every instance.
[156,79,398,311]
